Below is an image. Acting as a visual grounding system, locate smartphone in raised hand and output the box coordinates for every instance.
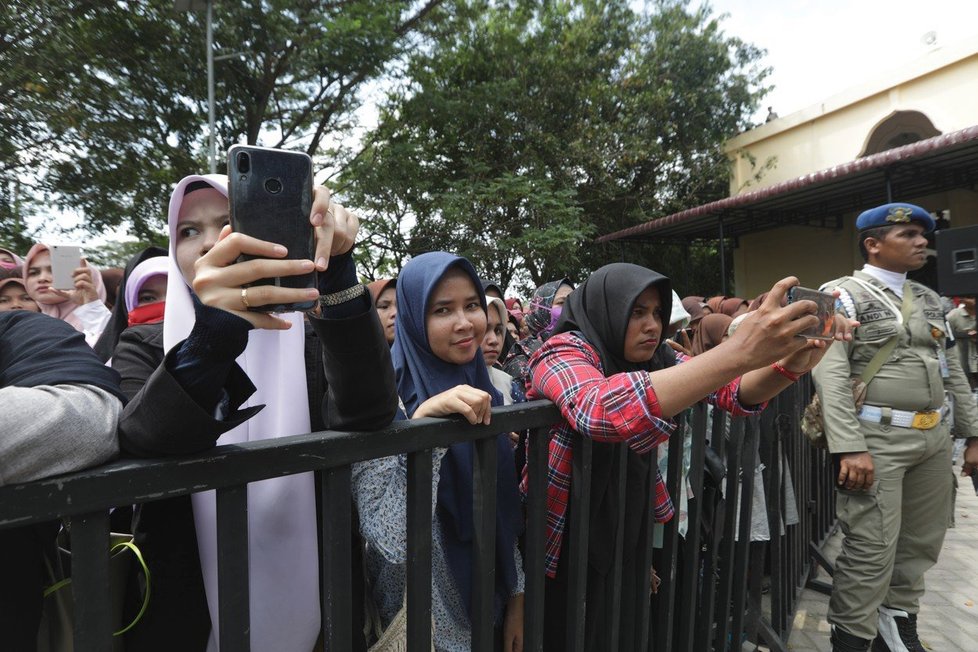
[50,245,82,291]
[228,145,316,312]
[787,286,836,340]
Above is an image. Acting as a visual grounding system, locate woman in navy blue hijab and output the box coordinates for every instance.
[353,252,524,651]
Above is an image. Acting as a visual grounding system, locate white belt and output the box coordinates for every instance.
[858,405,941,430]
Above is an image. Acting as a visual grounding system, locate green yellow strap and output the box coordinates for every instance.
[42,538,152,637]
[110,539,151,636]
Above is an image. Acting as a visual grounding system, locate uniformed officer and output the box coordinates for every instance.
[946,297,977,389]
[813,202,978,652]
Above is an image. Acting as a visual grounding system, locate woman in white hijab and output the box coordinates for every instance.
[114,174,396,651]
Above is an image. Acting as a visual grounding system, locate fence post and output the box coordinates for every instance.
[321,466,353,650]
[565,434,593,652]
[674,403,708,652]
[471,437,499,652]
[406,450,433,652]
[524,426,552,652]
[652,413,686,651]
[70,510,112,652]
[217,484,250,652]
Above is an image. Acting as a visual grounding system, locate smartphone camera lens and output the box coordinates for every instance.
[236,152,250,174]
[264,178,283,194]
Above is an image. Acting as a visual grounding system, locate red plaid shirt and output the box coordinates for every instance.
[521,332,762,577]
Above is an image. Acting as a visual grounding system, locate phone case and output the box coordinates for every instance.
[788,286,836,340]
[228,145,316,312]
[50,245,81,291]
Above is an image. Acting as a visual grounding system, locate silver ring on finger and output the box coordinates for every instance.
[241,287,251,309]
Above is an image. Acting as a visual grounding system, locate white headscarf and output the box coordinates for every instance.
[163,174,319,652]
[669,290,691,330]
[124,256,170,312]
[485,297,515,403]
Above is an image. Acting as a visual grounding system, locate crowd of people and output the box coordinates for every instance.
[2,180,978,652]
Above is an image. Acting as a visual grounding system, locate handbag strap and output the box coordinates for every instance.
[42,537,152,637]
[859,281,913,385]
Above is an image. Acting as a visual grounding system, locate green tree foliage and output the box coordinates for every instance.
[0,0,444,245]
[340,0,769,294]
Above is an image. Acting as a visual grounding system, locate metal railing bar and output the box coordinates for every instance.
[320,466,353,652]
[217,484,250,652]
[695,409,728,652]
[635,435,661,652]
[565,434,593,652]
[0,402,561,529]
[653,413,686,652]
[730,419,760,646]
[766,412,786,636]
[714,415,746,650]
[606,444,628,651]
[675,402,708,652]
[70,510,112,652]
[0,389,842,652]
[471,436,498,652]
[406,449,433,651]
[524,426,551,652]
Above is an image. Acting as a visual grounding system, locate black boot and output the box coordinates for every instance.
[831,627,872,652]
[872,606,926,652]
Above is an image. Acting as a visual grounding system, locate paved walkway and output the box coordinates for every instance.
[785,464,978,651]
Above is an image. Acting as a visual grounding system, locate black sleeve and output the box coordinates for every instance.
[168,298,252,412]
[115,333,262,458]
[309,304,397,431]
[112,325,166,402]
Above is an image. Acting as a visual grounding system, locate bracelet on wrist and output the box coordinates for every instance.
[318,283,367,307]
[771,362,802,382]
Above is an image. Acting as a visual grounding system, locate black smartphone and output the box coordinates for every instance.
[787,286,836,340]
[228,145,316,312]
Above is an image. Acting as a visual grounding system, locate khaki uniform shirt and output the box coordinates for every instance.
[947,306,977,374]
[812,270,977,453]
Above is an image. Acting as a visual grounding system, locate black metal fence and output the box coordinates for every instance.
[0,379,836,652]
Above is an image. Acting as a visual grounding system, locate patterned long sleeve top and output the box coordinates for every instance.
[353,447,525,651]
[521,331,763,577]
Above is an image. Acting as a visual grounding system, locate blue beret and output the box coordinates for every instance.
[856,202,935,233]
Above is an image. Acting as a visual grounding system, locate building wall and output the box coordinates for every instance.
[732,189,978,298]
[722,36,978,298]
[726,38,978,194]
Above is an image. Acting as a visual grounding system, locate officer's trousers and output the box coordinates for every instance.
[828,420,953,640]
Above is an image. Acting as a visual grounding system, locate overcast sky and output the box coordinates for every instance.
[701,0,978,122]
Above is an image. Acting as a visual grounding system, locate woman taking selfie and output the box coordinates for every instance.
[113,173,396,652]
[525,263,850,651]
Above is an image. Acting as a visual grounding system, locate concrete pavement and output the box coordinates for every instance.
[784,464,978,651]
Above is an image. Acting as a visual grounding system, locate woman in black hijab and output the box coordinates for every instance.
[525,263,845,650]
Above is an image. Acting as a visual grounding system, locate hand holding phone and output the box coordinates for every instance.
[228,145,316,312]
[787,286,836,340]
[50,245,81,291]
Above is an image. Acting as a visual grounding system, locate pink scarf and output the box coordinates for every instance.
[23,243,107,332]
[0,247,23,270]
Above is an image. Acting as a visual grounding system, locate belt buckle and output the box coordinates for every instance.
[911,411,939,430]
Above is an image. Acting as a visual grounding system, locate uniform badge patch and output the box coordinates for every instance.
[886,206,914,223]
